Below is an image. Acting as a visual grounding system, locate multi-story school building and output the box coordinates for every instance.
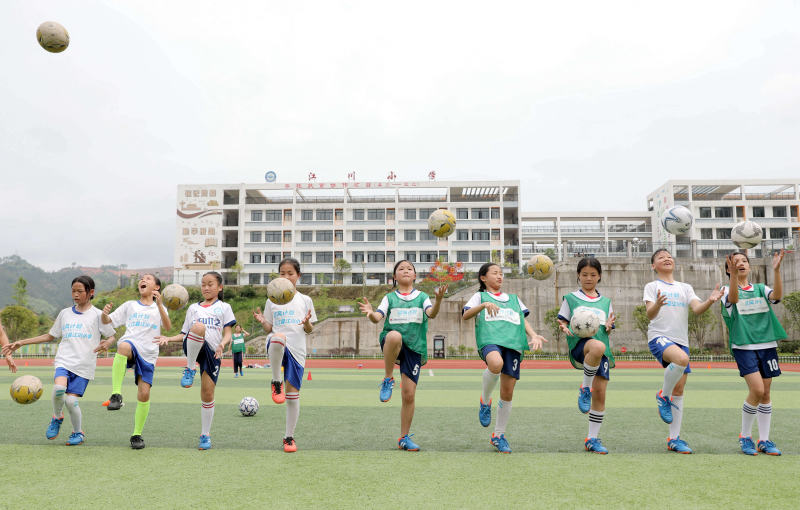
[173,179,521,286]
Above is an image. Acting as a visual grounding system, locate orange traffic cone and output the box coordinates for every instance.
[24,361,29,366]
[307,371,312,381]
[101,400,110,407]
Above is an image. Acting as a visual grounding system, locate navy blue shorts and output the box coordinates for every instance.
[480,345,521,380]
[122,340,155,386]
[269,338,305,390]
[380,338,422,385]
[183,336,221,384]
[570,338,611,380]
[648,337,692,374]
[54,367,89,397]
[732,347,781,378]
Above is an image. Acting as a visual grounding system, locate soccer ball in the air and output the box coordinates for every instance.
[527,254,554,280]
[428,209,457,238]
[570,308,601,339]
[661,206,693,236]
[239,396,259,416]
[36,22,69,53]
[10,375,43,404]
[731,221,764,249]
[162,283,189,310]
[267,277,296,305]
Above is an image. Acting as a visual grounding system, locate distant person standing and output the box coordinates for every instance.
[231,324,249,377]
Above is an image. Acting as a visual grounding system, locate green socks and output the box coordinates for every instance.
[133,400,150,435]
[112,353,127,394]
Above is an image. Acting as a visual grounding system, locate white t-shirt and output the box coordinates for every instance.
[50,305,116,380]
[109,300,163,365]
[463,292,529,317]
[180,300,237,350]
[721,284,779,350]
[643,280,700,346]
[263,292,317,367]
[557,290,614,324]
[376,289,433,317]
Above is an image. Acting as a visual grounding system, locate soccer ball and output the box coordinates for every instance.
[10,375,43,405]
[36,22,69,53]
[162,283,189,310]
[527,254,554,280]
[428,209,457,238]
[731,221,764,249]
[570,307,601,339]
[661,206,693,236]
[267,277,296,305]
[239,396,259,416]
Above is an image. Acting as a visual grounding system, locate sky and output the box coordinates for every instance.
[1,1,799,270]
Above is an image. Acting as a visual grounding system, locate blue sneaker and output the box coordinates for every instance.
[198,434,212,450]
[578,386,592,414]
[490,433,512,454]
[757,440,781,456]
[66,432,84,446]
[656,390,673,424]
[234,373,239,378]
[739,436,757,456]
[398,434,420,451]
[585,437,608,454]
[479,398,492,427]
[46,416,64,440]
[667,436,693,454]
[181,368,196,388]
[379,377,395,402]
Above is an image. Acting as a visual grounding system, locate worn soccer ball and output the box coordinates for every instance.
[731,221,764,249]
[570,307,601,339]
[527,254,555,280]
[10,375,43,405]
[162,283,189,310]
[661,205,693,236]
[36,21,69,53]
[267,277,296,305]
[428,209,457,238]
[239,396,259,416]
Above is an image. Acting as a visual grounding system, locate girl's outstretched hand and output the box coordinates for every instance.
[1,342,21,356]
[559,322,570,335]
[153,336,170,346]
[605,312,616,331]
[528,333,547,351]
[483,302,500,316]
[4,354,16,373]
[215,343,224,359]
[93,338,114,353]
[434,285,448,301]
[301,310,312,326]
[253,307,265,324]
[358,297,373,316]
[772,249,785,270]
[708,284,722,303]
[655,289,668,307]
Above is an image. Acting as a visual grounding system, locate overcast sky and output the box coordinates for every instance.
[1,1,799,270]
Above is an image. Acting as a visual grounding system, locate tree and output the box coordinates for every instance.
[0,305,38,340]
[333,258,352,285]
[230,260,244,285]
[688,308,719,350]
[782,291,800,338]
[12,277,28,307]
[316,273,331,286]
[633,305,650,341]
[544,247,557,261]
[543,307,564,354]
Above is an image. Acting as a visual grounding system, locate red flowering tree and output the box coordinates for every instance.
[426,259,464,282]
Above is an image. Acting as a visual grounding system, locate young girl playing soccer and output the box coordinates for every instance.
[721,250,787,456]
[253,258,316,453]
[2,276,115,446]
[644,248,721,454]
[101,274,171,449]
[230,324,250,377]
[557,257,616,454]
[462,262,546,454]
[155,271,235,450]
[358,260,447,451]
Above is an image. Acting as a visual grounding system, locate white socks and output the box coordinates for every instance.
[201,401,215,436]
[495,400,512,435]
[582,363,599,389]
[588,410,604,439]
[64,394,82,433]
[185,332,204,369]
[757,403,772,441]
[269,339,286,382]
[741,402,757,437]
[662,363,686,398]
[481,369,499,404]
[669,396,684,439]
[285,392,300,437]
[52,384,66,417]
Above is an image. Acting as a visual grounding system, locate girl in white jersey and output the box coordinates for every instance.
[254,258,316,453]
[100,274,171,450]
[156,271,235,450]
[643,249,721,454]
[3,276,115,446]
[722,250,787,456]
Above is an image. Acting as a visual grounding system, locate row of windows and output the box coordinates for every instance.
[246,250,494,266]
[700,227,790,240]
[697,205,798,219]
[248,206,507,223]
[403,207,501,220]
[247,228,503,243]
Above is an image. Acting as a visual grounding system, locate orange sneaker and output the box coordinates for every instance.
[271,380,285,404]
[283,436,297,452]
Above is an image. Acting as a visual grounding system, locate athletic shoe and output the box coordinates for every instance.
[479,398,492,427]
[379,377,395,402]
[656,390,673,424]
[181,368,196,388]
[240,372,244,377]
[234,373,239,378]
[398,434,420,451]
[66,432,85,446]
[578,386,592,414]
[490,433,512,454]
[271,380,285,404]
[198,434,212,450]
[757,440,781,456]
[739,436,757,455]
[584,437,608,454]
[283,436,297,453]
[46,415,63,440]
[667,436,693,454]
[107,393,123,411]
[130,435,145,450]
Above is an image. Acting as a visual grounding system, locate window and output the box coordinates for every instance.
[404,209,417,220]
[472,208,490,219]
[316,209,333,221]
[752,206,765,218]
[769,228,788,239]
[699,207,712,218]
[368,252,385,263]
[387,252,395,262]
[404,230,417,241]
[367,209,385,221]
[472,251,490,262]
[335,209,343,221]
[301,231,313,242]
[283,210,292,221]
[491,229,501,240]
[368,230,385,242]
[457,251,469,262]
[352,209,365,220]
[334,251,343,260]
[456,230,469,241]
[419,229,437,241]
[334,230,343,242]
[352,252,364,263]
[791,205,798,217]
[300,252,312,264]
[250,231,262,242]
[736,206,745,218]
[773,206,787,218]
[352,230,364,242]
[249,253,261,264]
[264,231,281,243]
[301,210,313,221]
[249,273,261,285]
[716,228,732,239]
[387,209,395,220]
[438,252,448,262]
[700,228,713,240]
[472,229,490,241]
[265,210,281,222]
[491,207,500,219]
[282,252,291,260]
[419,208,436,219]
[316,252,333,264]
[420,251,438,263]
[404,251,417,262]
[386,230,395,241]
[351,273,363,285]
[316,231,333,242]
[265,252,280,264]
[251,211,262,222]
[714,207,732,218]
[300,274,312,285]
[283,231,291,242]
[456,208,469,220]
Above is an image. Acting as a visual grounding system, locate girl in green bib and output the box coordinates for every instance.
[722,250,787,456]
[359,260,446,451]
[230,324,250,377]
[557,257,616,454]
[462,262,547,454]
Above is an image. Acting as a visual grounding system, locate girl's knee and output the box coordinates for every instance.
[385,331,402,344]
[190,322,206,336]
[487,360,503,374]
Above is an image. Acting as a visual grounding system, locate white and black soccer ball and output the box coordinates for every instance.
[661,206,693,236]
[731,220,763,250]
[239,396,259,416]
[570,307,601,339]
